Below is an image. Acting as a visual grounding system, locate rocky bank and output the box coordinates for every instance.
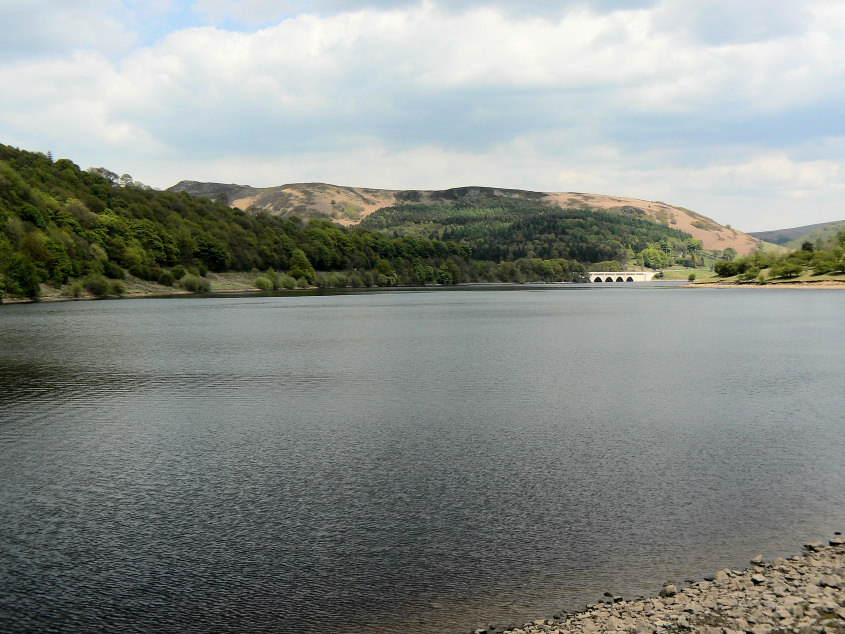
[482,536,845,634]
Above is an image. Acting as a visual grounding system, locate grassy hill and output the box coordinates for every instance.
[749,220,845,249]
[168,182,760,255]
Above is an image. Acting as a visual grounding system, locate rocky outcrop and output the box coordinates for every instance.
[479,536,844,634]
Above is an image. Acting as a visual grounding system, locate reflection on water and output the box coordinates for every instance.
[1,287,844,633]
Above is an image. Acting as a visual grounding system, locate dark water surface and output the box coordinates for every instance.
[1,285,844,632]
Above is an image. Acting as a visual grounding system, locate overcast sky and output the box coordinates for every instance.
[1,1,844,231]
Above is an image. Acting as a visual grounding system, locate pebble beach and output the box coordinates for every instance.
[477,536,845,634]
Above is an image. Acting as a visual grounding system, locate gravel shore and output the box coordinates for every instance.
[480,536,845,634]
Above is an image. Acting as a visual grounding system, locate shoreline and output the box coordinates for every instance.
[485,536,844,634]
[4,277,845,304]
[689,280,845,289]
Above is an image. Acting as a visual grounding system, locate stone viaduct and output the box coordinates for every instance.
[588,271,658,283]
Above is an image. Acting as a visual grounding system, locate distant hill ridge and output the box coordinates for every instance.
[168,181,760,255]
[749,220,845,248]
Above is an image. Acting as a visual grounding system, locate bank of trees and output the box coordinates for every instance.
[714,236,845,281]
[0,145,590,299]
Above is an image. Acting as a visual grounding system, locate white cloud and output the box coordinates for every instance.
[1,0,845,230]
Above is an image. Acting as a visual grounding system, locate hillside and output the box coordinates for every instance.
[0,144,489,298]
[168,182,759,255]
[749,219,845,249]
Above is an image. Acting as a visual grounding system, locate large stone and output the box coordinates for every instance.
[659,584,677,598]
[819,574,842,588]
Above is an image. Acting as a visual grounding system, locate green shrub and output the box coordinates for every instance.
[180,274,211,292]
[83,274,111,297]
[104,261,125,279]
[254,276,272,291]
[110,280,126,295]
[281,275,296,290]
[770,262,804,279]
[171,265,187,280]
[688,273,696,282]
[714,260,740,277]
[740,267,760,282]
[71,281,83,298]
[265,269,281,289]
[158,271,174,286]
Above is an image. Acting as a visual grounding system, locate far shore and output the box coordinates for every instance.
[4,275,845,304]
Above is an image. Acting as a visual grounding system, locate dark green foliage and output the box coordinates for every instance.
[721,247,738,261]
[770,262,804,278]
[362,201,692,265]
[2,252,41,298]
[714,260,741,277]
[104,260,125,279]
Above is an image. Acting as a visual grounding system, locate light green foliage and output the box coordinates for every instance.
[289,248,316,285]
[637,246,671,269]
[254,276,272,291]
[180,274,211,292]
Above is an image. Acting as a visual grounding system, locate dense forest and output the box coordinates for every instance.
[361,201,701,268]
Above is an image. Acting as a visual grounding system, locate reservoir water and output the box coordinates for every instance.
[1,285,844,632]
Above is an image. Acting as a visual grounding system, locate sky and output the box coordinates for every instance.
[1,1,844,231]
